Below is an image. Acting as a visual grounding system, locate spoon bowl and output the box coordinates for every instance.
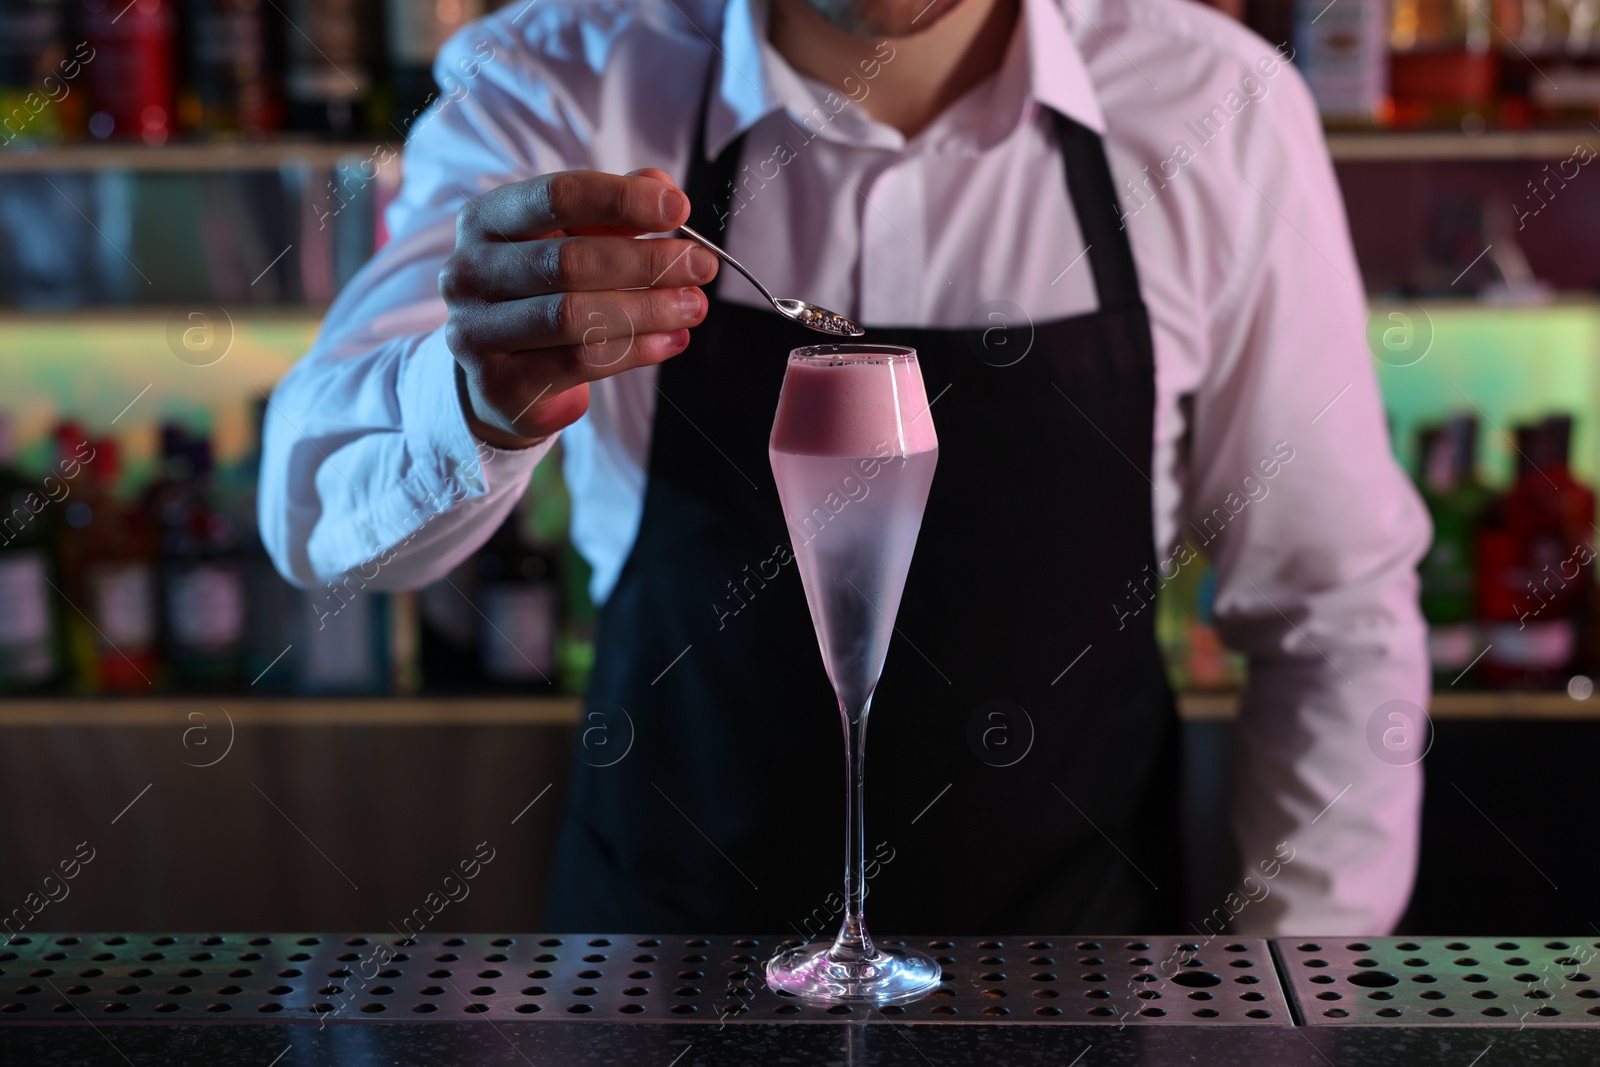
[679,224,864,338]
[773,298,866,337]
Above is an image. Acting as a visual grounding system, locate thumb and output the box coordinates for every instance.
[568,167,687,236]
[627,166,680,188]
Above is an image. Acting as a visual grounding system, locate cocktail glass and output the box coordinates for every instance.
[764,343,942,1004]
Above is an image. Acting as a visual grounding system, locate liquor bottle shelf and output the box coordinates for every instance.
[0,141,401,173]
[0,128,1592,174]
[0,306,330,324]
[0,698,585,727]
[1327,128,1600,161]
[0,691,1593,726]
[1180,690,1600,721]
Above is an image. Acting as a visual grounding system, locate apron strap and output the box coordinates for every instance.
[1050,111,1144,311]
[685,66,748,292]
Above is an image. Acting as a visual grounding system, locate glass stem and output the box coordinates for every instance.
[830,694,876,964]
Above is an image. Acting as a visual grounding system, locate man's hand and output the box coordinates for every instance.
[439,167,717,447]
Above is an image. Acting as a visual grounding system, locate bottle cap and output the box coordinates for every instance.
[1543,413,1573,466]
[1513,423,1545,477]
[1446,414,1478,477]
[96,438,121,487]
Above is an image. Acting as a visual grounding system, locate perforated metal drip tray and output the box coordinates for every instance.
[0,934,1291,1025]
[1278,937,1600,1026]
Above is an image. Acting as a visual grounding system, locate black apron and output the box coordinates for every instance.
[544,73,1181,935]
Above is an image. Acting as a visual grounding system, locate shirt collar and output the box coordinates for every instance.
[702,0,1106,160]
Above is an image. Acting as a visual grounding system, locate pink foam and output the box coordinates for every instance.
[769,357,939,457]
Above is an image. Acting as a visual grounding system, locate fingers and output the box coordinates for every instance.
[446,285,706,374]
[460,366,598,446]
[463,329,692,434]
[560,168,688,237]
[446,167,706,441]
[460,170,690,241]
[532,329,694,384]
[441,236,717,302]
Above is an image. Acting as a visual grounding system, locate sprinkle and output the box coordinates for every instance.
[792,303,861,336]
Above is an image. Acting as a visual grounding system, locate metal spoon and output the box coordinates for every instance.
[679,224,865,338]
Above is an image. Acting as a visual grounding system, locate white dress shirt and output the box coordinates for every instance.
[259,0,1432,934]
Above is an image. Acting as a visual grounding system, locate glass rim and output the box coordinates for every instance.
[789,343,916,364]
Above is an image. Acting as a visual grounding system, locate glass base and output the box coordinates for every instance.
[765,941,942,1005]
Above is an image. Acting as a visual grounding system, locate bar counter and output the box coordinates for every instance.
[5,933,1600,1065]
[3,689,1598,726]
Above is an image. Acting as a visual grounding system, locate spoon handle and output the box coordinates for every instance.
[678,224,778,306]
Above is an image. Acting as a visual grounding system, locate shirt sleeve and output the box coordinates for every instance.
[1187,63,1433,935]
[257,13,584,590]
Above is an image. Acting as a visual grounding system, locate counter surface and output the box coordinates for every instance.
[8,1019,1598,1066]
[7,933,1600,1064]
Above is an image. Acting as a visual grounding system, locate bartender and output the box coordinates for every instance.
[260,0,1429,935]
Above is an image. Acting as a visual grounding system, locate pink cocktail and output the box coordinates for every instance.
[765,344,942,1004]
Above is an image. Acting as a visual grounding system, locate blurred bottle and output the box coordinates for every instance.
[1519,0,1600,123]
[283,0,373,137]
[79,0,176,144]
[229,398,298,691]
[0,0,68,146]
[476,508,559,690]
[1544,413,1600,687]
[1416,416,1492,686]
[1188,560,1245,689]
[521,437,595,693]
[295,580,394,693]
[1504,417,1592,630]
[64,435,160,691]
[1478,419,1592,688]
[148,425,246,690]
[0,416,63,692]
[415,505,560,693]
[383,0,483,134]
[284,390,400,696]
[556,539,596,694]
[1151,543,1243,692]
[1294,0,1391,125]
[1537,415,1595,560]
[52,423,98,689]
[417,554,479,691]
[1388,0,1501,128]
[1473,439,1526,689]
[180,0,283,137]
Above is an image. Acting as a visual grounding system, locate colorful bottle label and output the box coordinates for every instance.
[0,551,53,680]
[80,0,175,143]
[298,588,382,691]
[1487,619,1575,669]
[386,0,485,64]
[1427,620,1479,670]
[286,0,370,101]
[88,562,156,651]
[166,564,245,652]
[481,584,557,682]
[1294,0,1389,121]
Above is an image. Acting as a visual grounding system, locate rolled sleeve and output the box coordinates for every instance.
[298,326,555,586]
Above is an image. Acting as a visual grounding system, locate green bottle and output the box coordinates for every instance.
[1417,415,1492,686]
